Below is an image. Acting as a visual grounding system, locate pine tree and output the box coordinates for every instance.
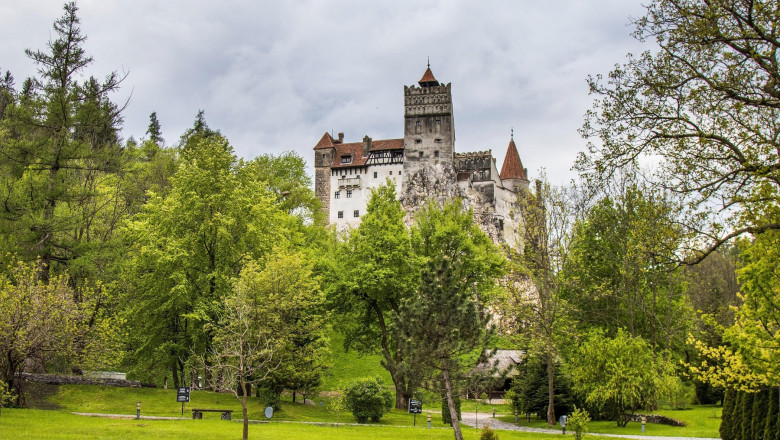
[721,389,735,440]
[145,111,163,145]
[764,388,778,440]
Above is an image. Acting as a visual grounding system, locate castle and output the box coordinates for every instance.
[313,66,529,248]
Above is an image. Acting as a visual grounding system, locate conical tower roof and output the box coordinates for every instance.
[419,65,439,87]
[500,137,528,181]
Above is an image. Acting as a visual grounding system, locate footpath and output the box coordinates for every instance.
[460,411,721,440]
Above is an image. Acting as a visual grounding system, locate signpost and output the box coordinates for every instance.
[177,387,190,416]
[559,415,568,435]
[409,399,423,426]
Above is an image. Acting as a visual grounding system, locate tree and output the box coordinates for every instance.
[402,199,505,440]
[122,134,285,387]
[207,265,282,440]
[578,0,780,260]
[0,260,78,406]
[503,179,581,425]
[0,2,124,282]
[563,184,692,355]
[341,377,394,423]
[566,328,673,426]
[145,111,163,145]
[324,182,423,409]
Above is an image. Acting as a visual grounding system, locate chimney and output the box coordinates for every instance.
[362,135,372,157]
[337,132,344,143]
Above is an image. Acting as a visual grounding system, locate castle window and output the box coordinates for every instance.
[335,191,340,199]
[374,172,377,178]
[346,190,352,198]
[415,139,422,144]
[434,150,440,158]
[390,171,393,175]
[435,139,442,143]
[399,171,402,175]
[416,120,421,126]
[354,210,360,218]
[419,152,424,158]
[338,211,344,219]
[436,119,441,125]
[341,155,352,164]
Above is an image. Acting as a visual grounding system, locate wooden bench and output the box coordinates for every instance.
[192,408,233,420]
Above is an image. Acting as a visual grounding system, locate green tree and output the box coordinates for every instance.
[578,0,780,258]
[122,134,286,387]
[402,199,505,440]
[566,328,673,426]
[324,182,423,409]
[0,2,124,282]
[721,388,736,440]
[145,111,163,145]
[765,388,779,440]
[341,377,394,423]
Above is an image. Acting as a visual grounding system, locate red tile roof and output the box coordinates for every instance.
[329,138,404,168]
[314,132,334,150]
[419,67,439,86]
[499,138,528,181]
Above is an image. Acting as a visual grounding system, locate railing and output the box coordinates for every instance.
[338,176,361,189]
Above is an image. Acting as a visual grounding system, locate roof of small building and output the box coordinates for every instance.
[499,138,528,181]
[474,349,524,377]
[314,132,335,150]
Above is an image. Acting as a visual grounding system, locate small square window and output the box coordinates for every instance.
[436,119,441,125]
[354,210,360,218]
[374,172,378,178]
[415,139,422,144]
[335,191,340,199]
[419,152,423,158]
[347,190,352,198]
[390,171,393,175]
[435,139,442,143]
[338,211,344,219]
[416,120,422,126]
[434,150,440,158]
[399,171,402,175]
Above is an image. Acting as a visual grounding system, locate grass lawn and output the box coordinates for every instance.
[319,331,392,390]
[497,404,721,438]
[0,408,643,440]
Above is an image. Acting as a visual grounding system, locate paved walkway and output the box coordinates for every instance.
[460,412,721,440]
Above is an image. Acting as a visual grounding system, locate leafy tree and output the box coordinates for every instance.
[563,184,692,354]
[0,2,124,282]
[324,182,423,409]
[207,266,283,440]
[503,178,580,425]
[402,199,505,440]
[122,134,285,387]
[578,0,780,258]
[341,377,394,423]
[566,328,673,426]
[567,406,591,440]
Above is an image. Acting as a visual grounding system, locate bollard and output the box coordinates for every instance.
[427,413,432,428]
[514,410,518,423]
[642,416,647,433]
[136,402,141,420]
[492,408,496,418]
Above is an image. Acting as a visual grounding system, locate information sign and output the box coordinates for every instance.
[409,399,422,414]
[177,387,190,403]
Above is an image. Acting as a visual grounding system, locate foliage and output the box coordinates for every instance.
[441,392,461,425]
[566,328,673,426]
[480,425,499,440]
[578,0,780,258]
[402,199,505,440]
[0,379,11,418]
[507,354,578,419]
[341,377,394,423]
[721,388,736,440]
[567,406,591,440]
[323,181,422,409]
[503,178,580,425]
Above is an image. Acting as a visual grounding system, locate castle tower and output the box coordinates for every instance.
[499,132,530,192]
[313,131,341,215]
[402,65,455,182]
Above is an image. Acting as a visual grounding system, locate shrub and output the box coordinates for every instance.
[480,425,499,440]
[342,377,393,423]
[441,393,462,425]
[567,406,591,440]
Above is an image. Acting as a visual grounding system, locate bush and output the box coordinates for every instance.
[441,393,462,425]
[480,425,499,440]
[567,406,591,440]
[342,377,393,423]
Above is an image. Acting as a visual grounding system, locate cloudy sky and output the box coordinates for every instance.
[1,0,650,185]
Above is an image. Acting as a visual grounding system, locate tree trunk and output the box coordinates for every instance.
[395,389,409,410]
[546,351,556,426]
[241,382,249,440]
[441,361,463,440]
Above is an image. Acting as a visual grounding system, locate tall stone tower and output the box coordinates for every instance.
[402,65,455,183]
[313,131,341,215]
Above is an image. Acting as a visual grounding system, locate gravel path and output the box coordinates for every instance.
[460,412,721,440]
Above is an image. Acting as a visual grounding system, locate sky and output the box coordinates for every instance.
[0,0,650,186]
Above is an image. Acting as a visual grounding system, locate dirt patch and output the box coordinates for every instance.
[24,382,62,410]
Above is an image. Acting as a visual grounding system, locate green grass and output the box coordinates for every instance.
[0,408,640,440]
[319,331,392,390]
[498,404,721,438]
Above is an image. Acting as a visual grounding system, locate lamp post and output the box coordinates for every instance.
[136,402,141,420]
